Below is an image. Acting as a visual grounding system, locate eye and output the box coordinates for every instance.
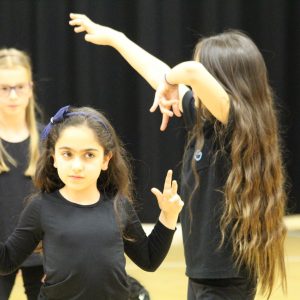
[85,152,95,159]
[0,85,9,92]
[62,151,72,158]
[15,84,26,91]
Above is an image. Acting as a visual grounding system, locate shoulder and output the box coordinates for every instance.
[19,193,45,222]
[24,192,58,211]
[115,196,139,229]
[24,193,44,210]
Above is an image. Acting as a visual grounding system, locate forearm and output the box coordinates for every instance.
[125,221,175,272]
[166,61,230,123]
[0,242,28,275]
[110,32,170,89]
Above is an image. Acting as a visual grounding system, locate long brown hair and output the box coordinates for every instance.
[191,30,287,298]
[0,48,40,176]
[34,106,134,226]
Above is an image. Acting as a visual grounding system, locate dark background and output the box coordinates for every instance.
[1,0,299,222]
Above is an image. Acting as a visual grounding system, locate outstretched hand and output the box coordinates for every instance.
[151,170,184,229]
[69,13,118,46]
[150,79,181,131]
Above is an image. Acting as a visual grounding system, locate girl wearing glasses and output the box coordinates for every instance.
[0,48,44,300]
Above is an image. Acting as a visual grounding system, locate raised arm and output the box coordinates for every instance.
[124,170,183,271]
[69,13,169,90]
[156,61,230,124]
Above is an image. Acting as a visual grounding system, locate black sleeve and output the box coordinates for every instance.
[0,198,43,275]
[182,89,196,131]
[123,200,175,272]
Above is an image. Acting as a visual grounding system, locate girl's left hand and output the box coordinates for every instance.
[151,170,184,229]
[150,80,181,131]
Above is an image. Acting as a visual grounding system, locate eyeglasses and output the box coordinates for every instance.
[0,83,32,98]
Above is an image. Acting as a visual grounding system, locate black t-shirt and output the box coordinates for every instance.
[180,90,246,280]
[0,137,42,267]
[0,190,175,300]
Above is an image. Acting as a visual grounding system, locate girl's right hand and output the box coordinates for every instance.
[69,13,119,46]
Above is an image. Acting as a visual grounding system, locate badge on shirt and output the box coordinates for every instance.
[194,150,202,161]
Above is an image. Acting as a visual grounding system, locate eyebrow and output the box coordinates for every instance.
[58,147,99,152]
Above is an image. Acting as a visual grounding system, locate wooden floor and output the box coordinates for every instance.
[10,215,300,300]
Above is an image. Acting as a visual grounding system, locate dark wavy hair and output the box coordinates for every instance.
[188,30,287,298]
[34,106,134,225]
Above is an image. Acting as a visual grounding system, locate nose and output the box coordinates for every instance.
[9,88,17,99]
[72,157,83,172]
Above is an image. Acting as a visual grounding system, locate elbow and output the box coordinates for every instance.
[0,265,16,275]
[180,62,204,86]
[139,262,160,272]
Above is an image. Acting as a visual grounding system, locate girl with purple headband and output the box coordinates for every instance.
[0,105,183,299]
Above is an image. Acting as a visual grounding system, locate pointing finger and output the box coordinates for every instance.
[163,170,173,191]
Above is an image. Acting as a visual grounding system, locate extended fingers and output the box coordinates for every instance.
[172,102,182,117]
[151,188,163,206]
[73,26,85,33]
[160,113,170,131]
[159,105,173,117]
[69,13,89,20]
[163,170,173,191]
[151,187,162,198]
[171,180,178,195]
[150,91,161,113]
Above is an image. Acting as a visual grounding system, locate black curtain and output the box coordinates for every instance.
[1,0,299,221]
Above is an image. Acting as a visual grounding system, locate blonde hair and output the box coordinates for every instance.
[0,48,40,176]
[191,31,287,298]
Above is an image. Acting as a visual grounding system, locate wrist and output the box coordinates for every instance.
[159,211,178,230]
[110,31,125,49]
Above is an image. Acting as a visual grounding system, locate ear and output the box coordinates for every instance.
[101,151,113,171]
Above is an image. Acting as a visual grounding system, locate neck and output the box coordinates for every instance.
[59,187,100,205]
[0,112,29,142]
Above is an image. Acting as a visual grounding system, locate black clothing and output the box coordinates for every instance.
[0,190,175,300]
[0,265,44,300]
[0,138,42,267]
[0,137,43,299]
[180,90,245,279]
[187,278,256,300]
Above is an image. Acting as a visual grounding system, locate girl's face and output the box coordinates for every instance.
[0,66,32,116]
[53,125,112,196]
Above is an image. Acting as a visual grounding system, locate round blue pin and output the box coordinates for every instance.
[194,150,202,161]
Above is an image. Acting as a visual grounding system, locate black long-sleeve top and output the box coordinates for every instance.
[0,137,42,267]
[0,190,175,299]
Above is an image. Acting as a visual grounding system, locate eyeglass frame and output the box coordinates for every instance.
[0,82,33,98]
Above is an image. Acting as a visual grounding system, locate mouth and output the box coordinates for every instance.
[69,175,84,179]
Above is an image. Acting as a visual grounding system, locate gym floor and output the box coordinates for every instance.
[10,215,300,300]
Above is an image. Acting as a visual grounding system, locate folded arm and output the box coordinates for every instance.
[163,61,230,124]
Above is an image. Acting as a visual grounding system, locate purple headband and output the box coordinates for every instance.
[41,105,109,140]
